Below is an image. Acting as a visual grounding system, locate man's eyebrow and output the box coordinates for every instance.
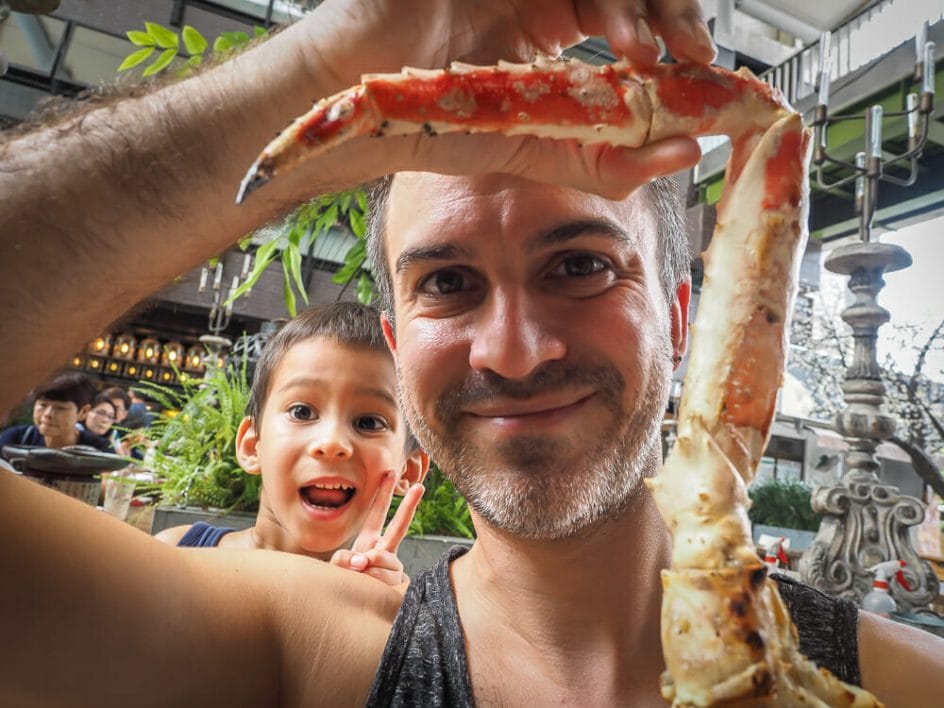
[528,218,634,250]
[395,243,472,274]
[393,218,633,274]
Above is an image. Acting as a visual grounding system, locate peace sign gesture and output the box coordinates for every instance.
[330,471,425,589]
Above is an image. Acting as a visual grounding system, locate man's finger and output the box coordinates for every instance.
[351,471,398,553]
[497,134,702,200]
[573,0,660,66]
[649,0,717,64]
[378,483,425,553]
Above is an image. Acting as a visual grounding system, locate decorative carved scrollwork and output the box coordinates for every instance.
[799,242,939,613]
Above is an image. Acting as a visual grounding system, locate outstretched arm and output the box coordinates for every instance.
[0,468,401,705]
[0,0,713,416]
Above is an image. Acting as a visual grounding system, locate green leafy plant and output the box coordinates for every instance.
[391,464,475,539]
[119,22,264,77]
[137,360,259,512]
[748,480,823,532]
[230,187,372,316]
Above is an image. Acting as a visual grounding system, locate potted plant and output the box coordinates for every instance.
[748,479,823,553]
[135,361,259,534]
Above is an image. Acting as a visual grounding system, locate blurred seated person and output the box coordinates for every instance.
[0,372,113,452]
[101,386,130,426]
[123,388,153,429]
[101,385,145,459]
[78,394,118,449]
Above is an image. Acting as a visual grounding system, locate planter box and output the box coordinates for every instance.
[150,505,256,535]
[151,506,472,577]
[752,524,817,552]
[399,534,473,578]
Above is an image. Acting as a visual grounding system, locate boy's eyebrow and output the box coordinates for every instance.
[393,218,634,273]
[277,375,397,406]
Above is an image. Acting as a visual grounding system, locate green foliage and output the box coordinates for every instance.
[391,464,475,539]
[229,187,374,316]
[748,480,823,532]
[137,360,259,512]
[119,22,261,78]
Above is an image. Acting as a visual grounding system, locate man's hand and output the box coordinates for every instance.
[276,0,715,203]
[330,472,425,588]
[306,0,716,90]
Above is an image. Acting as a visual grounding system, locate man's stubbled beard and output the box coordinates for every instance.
[399,331,673,541]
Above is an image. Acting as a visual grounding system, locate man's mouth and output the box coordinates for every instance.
[467,392,594,419]
[300,482,356,510]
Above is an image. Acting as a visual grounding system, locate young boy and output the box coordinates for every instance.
[156,302,428,586]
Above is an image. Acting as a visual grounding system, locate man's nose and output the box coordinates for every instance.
[468,291,565,379]
[309,419,353,459]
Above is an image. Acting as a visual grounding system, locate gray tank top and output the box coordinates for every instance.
[367,546,861,706]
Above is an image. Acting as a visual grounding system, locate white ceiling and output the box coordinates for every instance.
[757,0,874,31]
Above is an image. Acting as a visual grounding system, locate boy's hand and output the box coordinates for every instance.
[330,472,425,589]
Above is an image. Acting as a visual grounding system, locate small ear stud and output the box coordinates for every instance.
[673,355,682,363]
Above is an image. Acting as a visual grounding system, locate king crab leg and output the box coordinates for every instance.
[238,57,881,706]
[236,58,790,203]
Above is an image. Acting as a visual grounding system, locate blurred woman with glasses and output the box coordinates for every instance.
[79,394,118,442]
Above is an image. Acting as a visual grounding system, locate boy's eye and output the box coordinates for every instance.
[287,404,316,422]
[355,415,389,432]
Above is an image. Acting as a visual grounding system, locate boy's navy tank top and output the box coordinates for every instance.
[175,521,235,548]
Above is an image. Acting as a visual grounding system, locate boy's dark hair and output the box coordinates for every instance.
[247,301,419,453]
[33,371,99,410]
[101,386,131,410]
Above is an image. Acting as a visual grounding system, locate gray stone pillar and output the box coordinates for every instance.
[799,242,939,612]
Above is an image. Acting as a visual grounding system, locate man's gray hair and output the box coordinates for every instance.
[365,175,691,323]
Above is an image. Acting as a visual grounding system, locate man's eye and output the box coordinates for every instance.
[355,415,389,432]
[552,253,608,277]
[287,404,316,421]
[418,268,473,295]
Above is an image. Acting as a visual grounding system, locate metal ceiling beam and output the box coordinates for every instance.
[736,0,821,42]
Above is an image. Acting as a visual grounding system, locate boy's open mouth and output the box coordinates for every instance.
[300,482,355,510]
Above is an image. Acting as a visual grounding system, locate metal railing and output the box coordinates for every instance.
[697,0,943,178]
[760,0,942,106]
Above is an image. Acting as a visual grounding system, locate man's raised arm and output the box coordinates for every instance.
[0,0,714,415]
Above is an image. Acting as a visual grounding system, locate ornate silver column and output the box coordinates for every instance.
[799,244,938,611]
[799,28,940,611]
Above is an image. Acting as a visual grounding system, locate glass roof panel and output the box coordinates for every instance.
[1,13,66,74]
[56,25,135,85]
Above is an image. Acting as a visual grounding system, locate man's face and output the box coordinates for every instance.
[383,173,685,540]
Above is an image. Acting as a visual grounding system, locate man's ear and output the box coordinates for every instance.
[671,279,692,369]
[76,404,91,421]
[381,314,397,356]
[235,416,262,475]
[395,449,429,495]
